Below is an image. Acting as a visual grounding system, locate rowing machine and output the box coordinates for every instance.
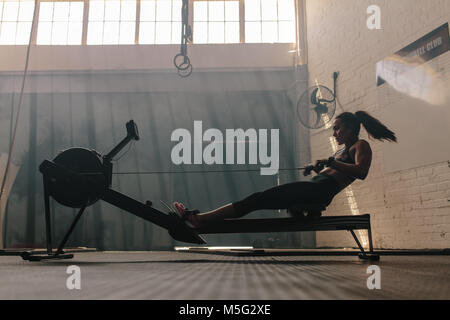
[7,120,378,261]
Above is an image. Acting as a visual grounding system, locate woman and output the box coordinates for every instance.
[174,111,396,228]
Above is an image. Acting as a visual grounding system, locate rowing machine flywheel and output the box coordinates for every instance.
[49,148,109,208]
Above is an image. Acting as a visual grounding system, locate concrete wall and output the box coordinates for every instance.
[0,43,296,72]
[0,18,309,249]
[305,0,450,249]
[0,66,310,250]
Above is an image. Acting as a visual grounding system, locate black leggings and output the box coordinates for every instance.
[232,174,342,217]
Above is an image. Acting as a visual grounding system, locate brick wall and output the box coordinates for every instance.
[305,0,450,249]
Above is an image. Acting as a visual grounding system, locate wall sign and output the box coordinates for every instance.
[377,23,450,86]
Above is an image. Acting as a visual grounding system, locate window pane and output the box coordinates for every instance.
[140,0,155,21]
[261,0,276,21]
[3,2,19,21]
[278,20,295,42]
[52,21,68,44]
[0,22,16,44]
[35,2,84,46]
[0,4,3,20]
[18,1,34,21]
[193,1,207,22]
[261,21,277,42]
[245,0,260,21]
[192,1,242,44]
[208,21,224,43]
[193,21,207,43]
[103,21,119,43]
[53,2,69,22]
[171,21,181,43]
[278,0,294,21]
[69,2,84,22]
[155,21,170,43]
[208,1,224,22]
[245,21,260,43]
[39,2,53,22]
[172,0,182,21]
[121,0,136,21]
[67,21,82,44]
[15,21,32,44]
[119,21,135,44]
[139,21,155,43]
[37,21,52,44]
[225,21,239,43]
[105,0,120,21]
[156,0,171,21]
[89,0,104,21]
[87,21,103,44]
[225,1,239,21]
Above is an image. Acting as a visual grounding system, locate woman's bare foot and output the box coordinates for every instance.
[173,202,203,228]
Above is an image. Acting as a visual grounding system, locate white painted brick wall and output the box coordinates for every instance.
[305,0,450,249]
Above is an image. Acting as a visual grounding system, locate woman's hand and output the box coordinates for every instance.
[303,164,315,176]
[303,158,331,176]
[314,158,330,172]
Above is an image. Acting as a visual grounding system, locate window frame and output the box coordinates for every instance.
[192,0,242,44]
[1,0,299,46]
[86,0,139,45]
[243,0,297,44]
[138,0,184,45]
[35,0,85,45]
[0,0,36,45]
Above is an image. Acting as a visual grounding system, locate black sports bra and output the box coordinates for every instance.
[329,142,358,184]
[333,146,355,165]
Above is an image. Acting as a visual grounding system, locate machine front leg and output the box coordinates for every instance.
[43,176,53,254]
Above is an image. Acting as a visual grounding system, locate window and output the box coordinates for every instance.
[245,0,295,43]
[139,0,181,44]
[87,0,136,45]
[0,0,298,46]
[37,1,84,45]
[0,0,35,45]
[193,0,239,44]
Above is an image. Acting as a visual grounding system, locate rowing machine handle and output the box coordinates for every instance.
[126,120,139,141]
[303,163,327,176]
[104,120,139,163]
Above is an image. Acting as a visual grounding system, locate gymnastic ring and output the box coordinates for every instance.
[178,63,193,78]
[174,53,191,71]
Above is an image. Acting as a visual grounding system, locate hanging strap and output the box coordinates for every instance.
[0,0,39,201]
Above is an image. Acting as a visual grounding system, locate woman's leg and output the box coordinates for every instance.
[175,180,325,226]
[197,203,237,222]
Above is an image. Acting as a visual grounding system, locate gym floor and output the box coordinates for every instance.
[1,251,449,299]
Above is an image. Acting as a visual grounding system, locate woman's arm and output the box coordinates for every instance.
[318,140,372,180]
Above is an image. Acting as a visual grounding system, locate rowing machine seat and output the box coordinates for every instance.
[287,203,327,219]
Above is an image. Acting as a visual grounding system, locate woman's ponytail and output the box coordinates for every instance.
[354,111,397,142]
